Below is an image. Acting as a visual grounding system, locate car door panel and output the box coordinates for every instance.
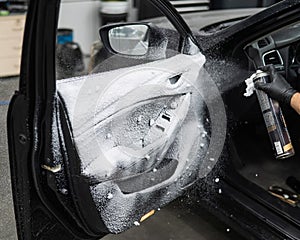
[55,53,208,234]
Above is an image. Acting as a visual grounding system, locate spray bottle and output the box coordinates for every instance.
[245,70,294,159]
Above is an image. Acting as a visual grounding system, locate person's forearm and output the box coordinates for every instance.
[290,92,300,114]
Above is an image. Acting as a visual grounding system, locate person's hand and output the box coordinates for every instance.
[254,65,297,105]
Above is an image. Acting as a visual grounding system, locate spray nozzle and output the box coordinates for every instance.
[244,72,257,97]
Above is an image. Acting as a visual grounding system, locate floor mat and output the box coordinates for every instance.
[234,124,300,191]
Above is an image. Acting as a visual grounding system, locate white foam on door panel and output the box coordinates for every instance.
[56,53,216,233]
[57,53,206,180]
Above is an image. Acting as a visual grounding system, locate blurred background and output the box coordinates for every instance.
[0,0,282,78]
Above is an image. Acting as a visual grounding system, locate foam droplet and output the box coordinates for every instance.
[107,193,113,199]
[134,221,140,226]
[149,119,155,126]
[170,101,178,109]
[60,188,68,195]
[137,115,142,124]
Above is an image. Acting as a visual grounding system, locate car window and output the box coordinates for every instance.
[56,11,180,80]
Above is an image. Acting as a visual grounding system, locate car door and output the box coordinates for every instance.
[7,0,227,239]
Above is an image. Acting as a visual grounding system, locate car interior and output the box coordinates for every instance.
[54,8,300,233]
[227,20,300,222]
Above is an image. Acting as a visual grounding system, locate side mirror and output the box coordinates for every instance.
[100,23,150,56]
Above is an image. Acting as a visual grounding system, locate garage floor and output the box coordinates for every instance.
[0,77,245,240]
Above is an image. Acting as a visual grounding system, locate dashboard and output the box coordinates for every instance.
[246,22,300,91]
